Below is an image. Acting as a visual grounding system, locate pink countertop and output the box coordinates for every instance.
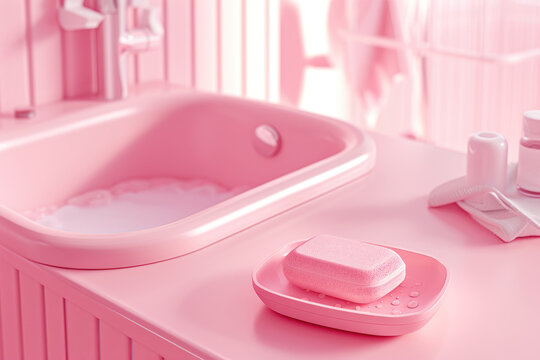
[47,133,540,359]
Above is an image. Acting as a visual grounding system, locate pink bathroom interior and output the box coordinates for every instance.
[2,0,540,159]
[0,1,540,358]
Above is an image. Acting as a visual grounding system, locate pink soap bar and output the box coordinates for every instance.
[283,235,406,303]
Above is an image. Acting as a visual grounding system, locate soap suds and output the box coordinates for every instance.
[28,178,242,234]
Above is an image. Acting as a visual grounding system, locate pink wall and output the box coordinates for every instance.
[1,0,539,160]
[0,0,280,117]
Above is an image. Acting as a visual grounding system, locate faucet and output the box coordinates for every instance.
[59,0,164,100]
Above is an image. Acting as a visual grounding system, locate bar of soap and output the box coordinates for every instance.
[283,235,406,303]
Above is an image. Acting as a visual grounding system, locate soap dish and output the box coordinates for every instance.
[252,241,449,336]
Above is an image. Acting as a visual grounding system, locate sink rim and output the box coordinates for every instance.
[0,89,375,269]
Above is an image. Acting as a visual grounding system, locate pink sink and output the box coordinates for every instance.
[0,87,375,269]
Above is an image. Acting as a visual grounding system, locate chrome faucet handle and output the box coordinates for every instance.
[119,0,163,52]
[138,7,164,36]
[125,0,164,37]
[59,0,104,30]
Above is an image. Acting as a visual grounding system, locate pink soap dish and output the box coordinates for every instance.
[252,240,449,336]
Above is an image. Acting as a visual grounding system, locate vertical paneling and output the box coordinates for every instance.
[24,0,36,106]
[44,288,67,360]
[100,322,131,360]
[132,340,163,360]
[267,0,280,102]
[62,29,98,98]
[0,0,278,113]
[126,7,139,87]
[216,0,222,91]
[0,262,23,360]
[220,0,243,96]
[194,0,218,91]
[62,0,98,99]
[245,0,267,100]
[164,0,193,86]
[0,267,189,360]
[137,0,166,83]
[19,273,47,360]
[0,0,31,114]
[28,0,64,105]
[65,301,100,360]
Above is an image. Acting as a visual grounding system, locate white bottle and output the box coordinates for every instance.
[517,110,540,196]
[467,132,508,192]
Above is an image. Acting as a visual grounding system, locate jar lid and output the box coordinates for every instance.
[523,110,540,138]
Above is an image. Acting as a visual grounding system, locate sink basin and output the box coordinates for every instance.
[0,87,375,269]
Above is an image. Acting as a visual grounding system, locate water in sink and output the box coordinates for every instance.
[26,178,242,234]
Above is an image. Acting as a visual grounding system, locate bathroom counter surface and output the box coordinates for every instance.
[45,133,540,359]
